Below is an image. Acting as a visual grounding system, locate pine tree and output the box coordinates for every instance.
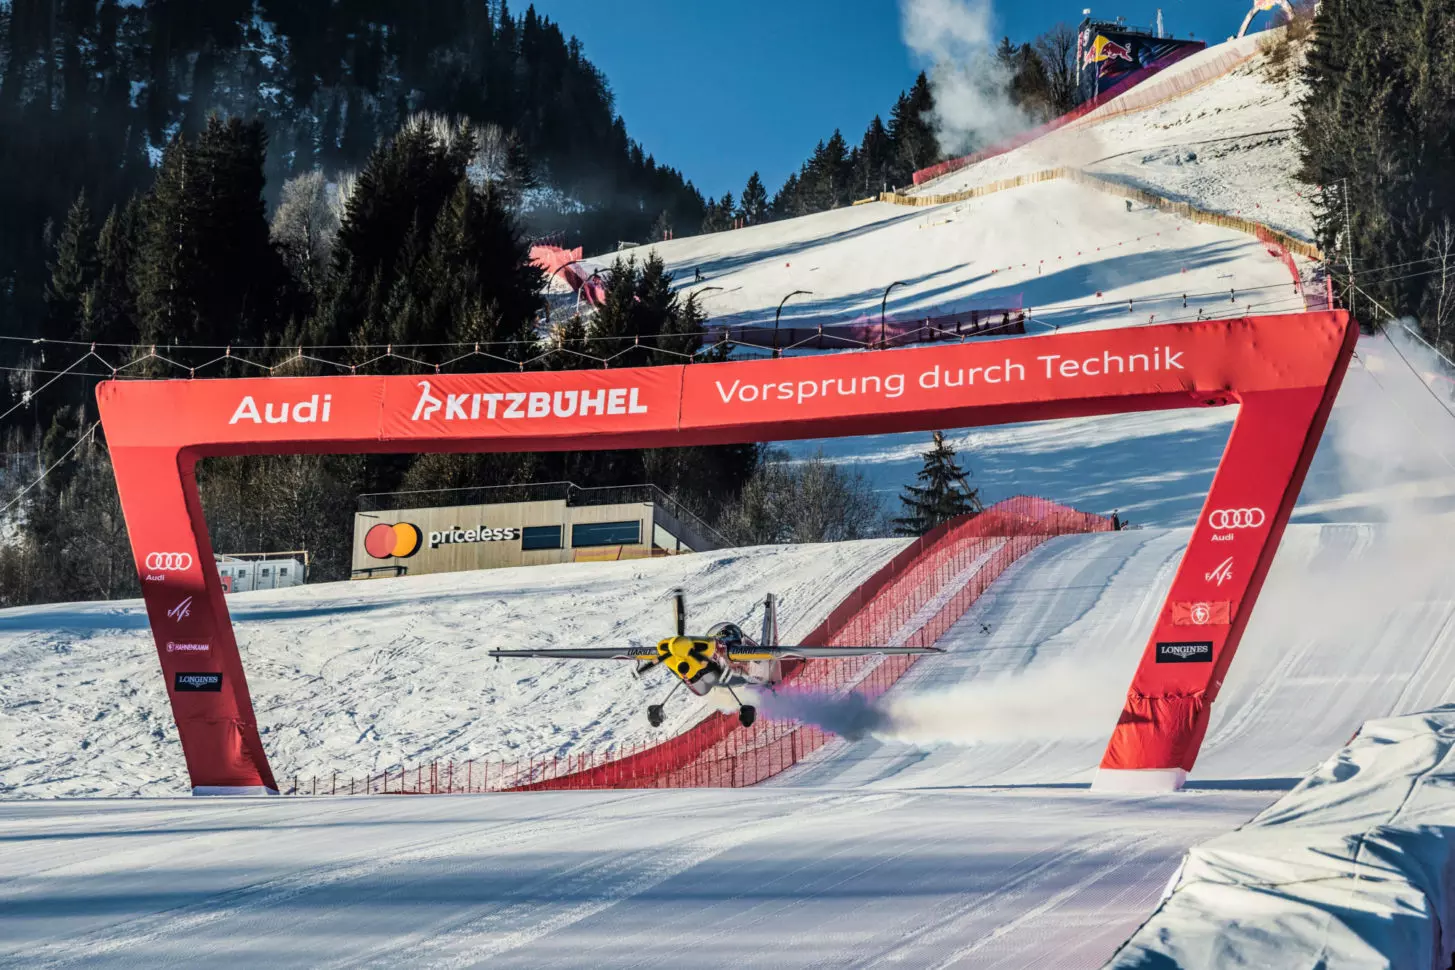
[854,116,892,196]
[889,73,938,183]
[83,201,140,344]
[45,192,96,339]
[132,117,290,348]
[893,431,983,536]
[719,192,736,227]
[739,172,768,225]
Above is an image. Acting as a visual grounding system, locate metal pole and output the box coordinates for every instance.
[774,290,813,357]
[881,281,910,348]
[575,271,605,314]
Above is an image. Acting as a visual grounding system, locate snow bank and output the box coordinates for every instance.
[0,539,904,798]
[1107,706,1455,969]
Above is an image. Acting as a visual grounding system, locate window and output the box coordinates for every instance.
[280,568,288,577]
[571,520,642,548]
[261,568,271,576]
[521,525,563,551]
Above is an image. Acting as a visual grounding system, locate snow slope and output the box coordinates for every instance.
[0,540,903,798]
[777,517,1455,790]
[0,787,1270,970]
[573,33,1331,528]
[917,33,1315,242]
[593,34,1311,340]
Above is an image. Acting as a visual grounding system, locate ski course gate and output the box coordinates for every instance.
[95,311,1357,794]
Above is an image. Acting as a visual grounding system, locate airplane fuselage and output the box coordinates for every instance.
[655,634,780,695]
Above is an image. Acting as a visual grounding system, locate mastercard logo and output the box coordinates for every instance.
[364,522,422,559]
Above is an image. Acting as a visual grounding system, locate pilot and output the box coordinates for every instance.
[714,623,744,651]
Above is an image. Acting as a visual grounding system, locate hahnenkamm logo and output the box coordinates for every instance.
[409,380,648,422]
[1156,641,1213,664]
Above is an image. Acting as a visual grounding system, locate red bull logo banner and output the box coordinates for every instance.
[1077,28,1205,102]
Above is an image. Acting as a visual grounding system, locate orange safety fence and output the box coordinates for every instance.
[284,496,1111,796]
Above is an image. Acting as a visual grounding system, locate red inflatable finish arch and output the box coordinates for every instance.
[96,312,1355,794]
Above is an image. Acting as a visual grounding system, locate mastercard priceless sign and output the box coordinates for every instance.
[364,522,423,559]
[364,520,525,559]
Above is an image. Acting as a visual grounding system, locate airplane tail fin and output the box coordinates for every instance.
[760,593,778,648]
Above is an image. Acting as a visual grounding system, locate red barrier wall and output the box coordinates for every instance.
[96,313,1356,794]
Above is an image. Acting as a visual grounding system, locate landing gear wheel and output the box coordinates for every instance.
[647,704,665,727]
[738,704,757,728]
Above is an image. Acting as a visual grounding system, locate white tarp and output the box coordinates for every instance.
[1106,707,1455,969]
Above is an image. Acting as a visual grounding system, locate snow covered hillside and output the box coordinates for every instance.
[918,31,1314,242]
[599,32,1310,337]
[561,31,1341,527]
[0,540,903,798]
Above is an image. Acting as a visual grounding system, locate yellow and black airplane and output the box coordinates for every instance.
[490,590,942,727]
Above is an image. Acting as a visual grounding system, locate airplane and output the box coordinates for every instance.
[489,589,943,728]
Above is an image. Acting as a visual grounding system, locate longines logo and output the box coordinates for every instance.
[1156,641,1213,664]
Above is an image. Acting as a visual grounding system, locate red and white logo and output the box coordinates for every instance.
[410,379,649,422]
[166,641,210,653]
[1209,508,1265,530]
[167,596,193,621]
[146,552,193,571]
[1205,557,1234,587]
[229,394,333,425]
[1171,600,1231,625]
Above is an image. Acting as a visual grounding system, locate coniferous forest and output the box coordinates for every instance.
[1297,0,1455,347]
[0,1,740,605]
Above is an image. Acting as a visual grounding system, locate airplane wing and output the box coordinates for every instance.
[726,645,944,661]
[489,646,659,661]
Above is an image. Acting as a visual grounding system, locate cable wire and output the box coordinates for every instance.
[0,420,101,515]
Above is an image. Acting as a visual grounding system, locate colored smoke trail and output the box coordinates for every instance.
[755,659,1127,746]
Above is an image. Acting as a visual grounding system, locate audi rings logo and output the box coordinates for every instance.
[145,552,193,571]
[1208,508,1265,530]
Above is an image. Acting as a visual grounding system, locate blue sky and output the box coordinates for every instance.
[528,0,1279,199]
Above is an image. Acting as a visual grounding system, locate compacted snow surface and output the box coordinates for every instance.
[0,788,1269,970]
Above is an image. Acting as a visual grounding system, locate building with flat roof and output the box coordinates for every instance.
[350,483,726,579]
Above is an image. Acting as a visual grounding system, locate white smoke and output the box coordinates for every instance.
[755,658,1127,746]
[899,0,1032,158]
[1312,322,1455,518]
